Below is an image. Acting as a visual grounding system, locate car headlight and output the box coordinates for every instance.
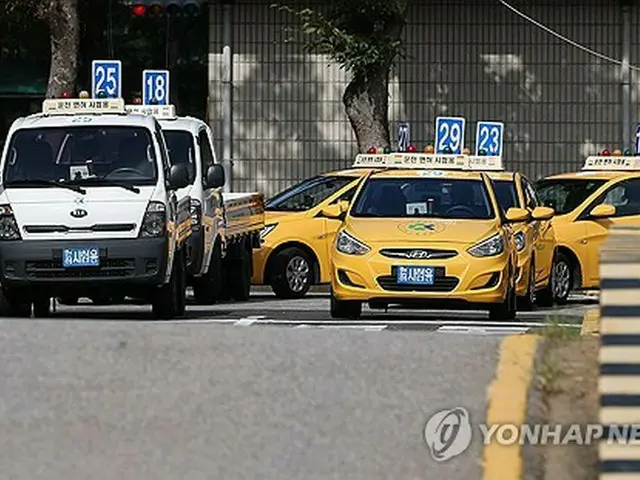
[139,201,166,238]
[514,231,526,252]
[260,224,277,239]
[0,205,20,240]
[336,230,370,256]
[468,233,504,258]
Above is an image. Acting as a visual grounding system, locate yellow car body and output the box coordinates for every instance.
[485,171,556,307]
[536,155,640,297]
[252,168,375,298]
[328,160,529,320]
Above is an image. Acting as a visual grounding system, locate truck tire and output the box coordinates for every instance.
[227,240,251,301]
[176,249,187,317]
[269,247,312,299]
[192,240,223,305]
[0,289,30,317]
[152,253,183,320]
[33,298,51,318]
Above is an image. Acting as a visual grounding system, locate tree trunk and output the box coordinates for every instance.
[42,0,79,98]
[342,65,391,153]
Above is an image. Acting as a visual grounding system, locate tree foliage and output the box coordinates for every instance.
[273,0,408,151]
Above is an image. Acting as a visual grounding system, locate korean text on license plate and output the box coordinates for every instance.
[396,266,435,285]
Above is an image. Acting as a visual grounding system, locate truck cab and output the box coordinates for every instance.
[0,97,193,319]
[126,104,264,304]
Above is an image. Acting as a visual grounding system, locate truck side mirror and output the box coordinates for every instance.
[168,163,190,190]
[205,164,225,189]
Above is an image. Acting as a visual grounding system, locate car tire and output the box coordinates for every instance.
[517,260,536,311]
[152,254,181,320]
[330,288,361,319]
[227,240,251,301]
[32,298,51,318]
[192,240,223,305]
[270,247,313,299]
[551,252,572,305]
[489,277,517,321]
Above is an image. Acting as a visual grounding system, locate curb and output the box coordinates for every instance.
[483,334,540,480]
[580,307,600,336]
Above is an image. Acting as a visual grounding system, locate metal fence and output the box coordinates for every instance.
[208,0,635,197]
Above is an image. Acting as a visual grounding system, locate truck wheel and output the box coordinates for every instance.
[33,298,51,318]
[0,290,30,317]
[269,247,312,299]
[152,254,181,320]
[176,250,187,317]
[192,240,223,305]
[227,241,251,301]
[330,289,361,319]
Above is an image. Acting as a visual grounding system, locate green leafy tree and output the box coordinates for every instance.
[273,0,408,152]
[4,0,79,98]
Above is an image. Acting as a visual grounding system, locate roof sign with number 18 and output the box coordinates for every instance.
[142,69,170,106]
[435,117,466,155]
[91,60,122,99]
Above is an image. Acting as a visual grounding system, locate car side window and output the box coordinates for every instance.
[597,179,640,217]
[330,184,357,205]
[154,128,170,173]
[521,178,538,209]
[198,129,215,180]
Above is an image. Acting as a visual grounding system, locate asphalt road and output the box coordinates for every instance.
[0,290,595,479]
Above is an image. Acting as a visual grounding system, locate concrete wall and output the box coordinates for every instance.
[208,0,639,196]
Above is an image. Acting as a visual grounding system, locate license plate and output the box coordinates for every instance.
[396,266,435,285]
[62,247,100,268]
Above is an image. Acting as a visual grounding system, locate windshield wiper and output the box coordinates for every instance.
[71,178,140,194]
[5,179,86,194]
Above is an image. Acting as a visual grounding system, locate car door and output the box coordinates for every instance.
[579,177,640,284]
[197,128,220,272]
[522,175,555,285]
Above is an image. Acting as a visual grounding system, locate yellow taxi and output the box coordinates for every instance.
[535,149,640,299]
[465,154,556,309]
[252,167,376,298]
[325,151,531,320]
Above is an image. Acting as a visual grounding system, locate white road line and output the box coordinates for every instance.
[234,315,266,326]
[295,324,387,331]
[253,319,579,328]
[436,325,531,335]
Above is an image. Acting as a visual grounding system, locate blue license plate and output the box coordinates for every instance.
[62,247,100,268]
[396,266,435,285]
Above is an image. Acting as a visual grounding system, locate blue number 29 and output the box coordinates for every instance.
[437,122,462,152]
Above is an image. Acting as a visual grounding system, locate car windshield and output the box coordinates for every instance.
[535,178,606,215]
[3,126,157,187]
[163,130,196,183]
[266,175,355,211]
[493,180,519,211]
[351,177,495,219]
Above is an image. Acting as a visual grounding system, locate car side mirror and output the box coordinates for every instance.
[204,164,225,189]
[168,163,190,190]
[505,207,531,223]
[321,204,343,219]
[531,206,555,221]
[589,203,616,218]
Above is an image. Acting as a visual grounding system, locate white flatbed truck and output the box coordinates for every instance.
[126,104,265,303]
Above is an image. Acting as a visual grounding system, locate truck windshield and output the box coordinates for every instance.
[535,178,606,215]
[163,130,196,183]
[3,126,157,187]
[266,175,355,211]
[493,180,519,211]
[351,177,495,219]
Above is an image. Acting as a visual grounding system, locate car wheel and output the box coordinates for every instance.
[552,252,572,305]
[330,288,361,319]
[270,247,313,299]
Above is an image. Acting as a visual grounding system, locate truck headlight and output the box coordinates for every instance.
[190,198,202,227]
[0,205,20,240]
[336,230,370,256]
[139,201,166,238]
[514,231,526,252]
[468,233,504,258]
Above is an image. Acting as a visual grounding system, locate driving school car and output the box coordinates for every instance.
[252,167,378,299]
[536,149,640,296]
[465,154,557,308]
[326,152,528,320]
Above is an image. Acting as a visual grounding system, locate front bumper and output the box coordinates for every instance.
[331,247,510,308]
[0,237,168,296]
